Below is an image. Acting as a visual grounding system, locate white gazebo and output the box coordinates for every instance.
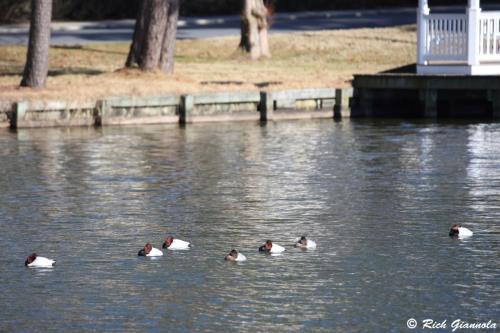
[417,0,500,75]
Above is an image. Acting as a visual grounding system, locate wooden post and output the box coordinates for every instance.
[95,100,109,127]
[467,0,481,66]
[488,90,500,118]
[421,89,438,118]
[417,0,430,66]
[180,94,193,124]
[259,91,273,121]
[334,88,353,119]
[11,101,29,129]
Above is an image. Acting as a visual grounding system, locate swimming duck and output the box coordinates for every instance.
[162,236,191,250]
[449,224,473,238]
[294,236,317,249]
[224,249,247,262]
[258,240,285,254]
[25,253,56,268]
[138,243,163,257]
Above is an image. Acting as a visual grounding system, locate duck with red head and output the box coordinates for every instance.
[258,240,285,254]
[225,249,247,262]
[294,236,317,249]
[162,235,191,250]
[25,253,56,268]
[138,242,163,257]
[449,224,473,238]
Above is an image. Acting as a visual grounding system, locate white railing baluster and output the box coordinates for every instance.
[486,19,489,54]
[477,12,500,60]
[479,19,483,55]
[495,18,499,55]
[453,19,457,55]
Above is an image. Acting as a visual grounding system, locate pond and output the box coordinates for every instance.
[0,119,498,332]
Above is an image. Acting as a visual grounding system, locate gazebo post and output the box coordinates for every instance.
[467,0,481,66]
[417,0,430,66]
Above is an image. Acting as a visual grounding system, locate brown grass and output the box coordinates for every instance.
[0,25,416,103]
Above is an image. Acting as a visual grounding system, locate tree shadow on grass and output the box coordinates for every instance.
[49,67,104,76]
[52,45,127,56]
[201,80,244,85]
[0,66,105,76]
[0,65,24,76]
[200,80,283,88]
[255,81,282,88]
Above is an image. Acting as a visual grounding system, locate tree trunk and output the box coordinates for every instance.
[126,0,180,73]
[20,0,53,88]
[239,0,250,52]
[240,0,270,60]
[159,0,180,74]
[258,15,270,58]
[239,19,250,52]
[125,0,147,68]
[139,0,168,71]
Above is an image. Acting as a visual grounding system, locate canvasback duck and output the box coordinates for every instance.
[258,240,285,254]
[449,224,473,238]
[25,253,55,268]
[138,243,163,257]
[294,236,317,249]
[224,249,247,262]
[162,236,191,250]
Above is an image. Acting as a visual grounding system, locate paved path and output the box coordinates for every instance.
[1,6,500,45]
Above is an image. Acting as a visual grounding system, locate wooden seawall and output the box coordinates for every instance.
[1,88,353,129]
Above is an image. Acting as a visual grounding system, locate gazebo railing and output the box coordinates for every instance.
[478,11,500,61]
[423,13,468,62]
[417,0,500,74]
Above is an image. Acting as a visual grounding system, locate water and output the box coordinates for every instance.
[0,119,498,333]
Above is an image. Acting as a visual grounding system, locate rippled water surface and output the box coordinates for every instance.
[0,120,499,332]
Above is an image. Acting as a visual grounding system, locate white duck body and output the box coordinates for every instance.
[235,253,247,262]
[147,247,164,257]
[270,243,286,253]
[300,239,317,249]
[458,227,473,238]
[167,239,191,250]
[28,256,56,268]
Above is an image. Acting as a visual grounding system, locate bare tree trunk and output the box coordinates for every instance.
[126,0,180,73]
[239,0,250,52]
[139,0,168,71]
[20,0,52,88]
[258,15,270,58]
[240,0,270,60]
[125,0,146,67]
[238,19,250,52]
[159,0,180,74]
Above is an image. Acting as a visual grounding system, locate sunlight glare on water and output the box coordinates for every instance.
[0,119,498,332]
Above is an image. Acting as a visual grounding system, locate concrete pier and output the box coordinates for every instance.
[350,74,500,118]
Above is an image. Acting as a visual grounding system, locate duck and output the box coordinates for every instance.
[224,249,247,262]
[25,253,56,268]
[294,236,317,249]
[449,224,473,238]
[258,240,285,254]
[162,236,191,250]
[138,243,163,257]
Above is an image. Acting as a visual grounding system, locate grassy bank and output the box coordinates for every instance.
[0,25,416,104]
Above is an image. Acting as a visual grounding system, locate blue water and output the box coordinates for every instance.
[0,119,498,332]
